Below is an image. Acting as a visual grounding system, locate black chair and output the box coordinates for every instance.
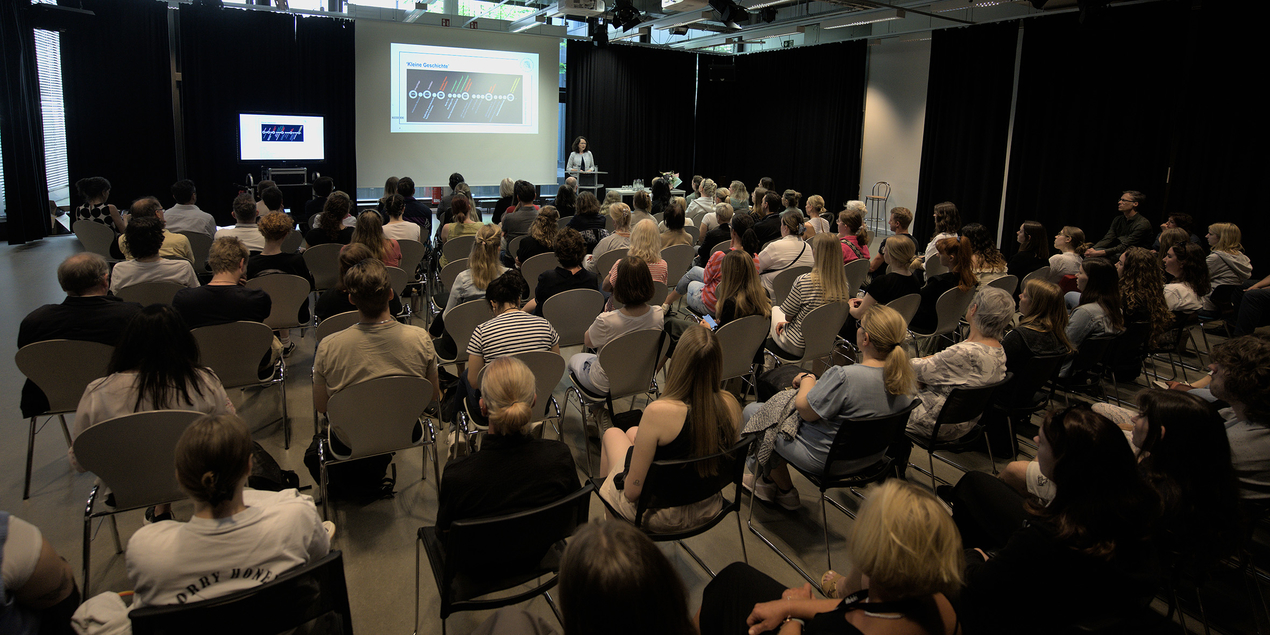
[415,483,595,635]
[1101,321,1153,405]
[1146,310,1206,384]
[747,402,918,590]
[129,551,354,635]
[906,374,1012,489]
[591,434,758,578]
[1047,333,1117,403]
[987,353,1065,459]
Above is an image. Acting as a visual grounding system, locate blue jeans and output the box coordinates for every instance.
[676,266,708,314]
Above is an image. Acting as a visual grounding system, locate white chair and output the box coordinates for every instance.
[715,315,770,400]
[191,321,290,447]
[765,301,852,370]
[684,225,700,245]
[16,340,114,499]
[843,259,871,296]
[770,266,812,306]
[246,273,311,332]
[592,248,627,280]
[315,310,360,344]
[177,231,213,272]
[660,244,696,285]
[911,287,974,348]
[507,236,525,261]
[398,239,428,275]
[520,252,561,291]
[75,409,205,594]
[302,243,343,292]
[924,252,949,277]
[987,274,1018,296]
[74,220,118,261]
[557,215,573,230]
[1021,266,1050,288]
[441,235,475,265]
[387,266,411,298]
[320,376,437,519]
[437,299,494,368]
[887,293,922,325]
[116,281,185,306]
[430,258,471,318]
[458,351,567,450]
[543,288,606,349]
[280,230,304,254]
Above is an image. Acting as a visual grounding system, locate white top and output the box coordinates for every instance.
[686,197,714,223]
[109,259,200,293]
[383,221,422,243]
[1,514,42,592]
[925,232,957,263]
[215,225,267,252]
[1163,282,1202,312]
[582,307,664,393]
[164,204,217,238]
[699,212,720,234]
[126,488,329,608]
[757,236,814,293]
[1048,252,1083,281]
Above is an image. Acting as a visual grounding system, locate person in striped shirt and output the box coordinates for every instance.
[462,270,560,414]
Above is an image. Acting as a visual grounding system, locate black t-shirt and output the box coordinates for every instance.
[247,253,313,286]
[698,224,731,266]
[912,272,958,332]
[304,226,354,247]
[875,233,920,275]
[172,284,272,329]
[492,196,516,224]
[533,267,599,316]
[517,236,554,265]
[865,272,920,305]
[436,434,580,531]
[752,214,782,246]
[1007,251,1046,282]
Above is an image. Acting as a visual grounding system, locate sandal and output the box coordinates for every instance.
[820,570,844,599]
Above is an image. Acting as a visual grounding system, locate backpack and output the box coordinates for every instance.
[302,434,396,503]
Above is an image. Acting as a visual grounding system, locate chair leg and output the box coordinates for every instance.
[982,431,998,476]
[82,514,93,596]
[58,413,72,446]
[413,534,421,635]
[736,506,749,564]
[544,591,564,625]
[820,494,832,572]
[280,374,291,450]
[109,516,123,554]
[319,444,330,521]
[24,416,36,500]
[928,452,937,490]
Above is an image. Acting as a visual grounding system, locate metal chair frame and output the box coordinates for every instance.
[191,321,290,447]
[905,374,1012,488]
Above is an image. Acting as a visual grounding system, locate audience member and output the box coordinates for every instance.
[346,210,402,268]
[397,177,433,241]
[73,176,125,234]
[659,199,694,248]
[375,176,399,219]
[1209,336,1270,504]
[728,180,750,213]
[1048,225,1088,284]
[569,256,665,395]
[769,233,851,358]
[382,193,422,244]
[249,212,312,282]
[709,248,770,328]
[963,223,1008,286]
[1003,279,1074,369]
[1085,190,1153,259]
[695,203,733,267]
[254,180,279,219]
[1204,222,1252,312]
[164,179,215,238]
[436,172,465,225]
[849,236,919,323]
[18,253,142,419]
[1235,273,1270,336]
[517,206,559,265]
[700,480,960,635]
[108,216,199,293]
[313,257,440,416]
[314,244,401,321]
[837,207,871,265]
[117,196,194,265]
[173,237,271,330]
[435,356,579,531]
[524,229,597,317]
[598,325,740,531]
[688,178,716,223]
[665,213,759,316]
[1117,246,1172,349]
[758,213,814,294]
[554,184,577,219]
[1063,257,1123,375]
[911,236,975,334]
[462,270,559,412]
[802,194,830,235]
[752,191,784,246]
[746,304,915,508]
[603,220,666,310]
[870,207,917,275]
[686,174,704,203]
[493,177,515,224]
[1008,220,1049,282]
[598,189,622,217]
[1157,226,1190,266]
[125,414,328,608]
[564,191,606,254]
[0,512,80,634]
[304,191,355,247]
[436,195,481,268]
[304,176,335,227]
[649,179,673,220]
[924,201,961,264]
[1153,211,1200,249]
[630,190,654,228]
[500,180,540,263]
[1162,242,1209,312]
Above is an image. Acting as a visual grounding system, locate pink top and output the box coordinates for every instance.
[840,235,870,264]
[606,258,669,311]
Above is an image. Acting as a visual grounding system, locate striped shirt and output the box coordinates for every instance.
[701,248,761,315]
[467,310,560,361]
[778,274,829,352]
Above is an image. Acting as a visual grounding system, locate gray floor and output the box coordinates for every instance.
[0,234,1231,633]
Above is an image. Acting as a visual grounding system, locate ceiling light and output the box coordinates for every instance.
[820,8,904,29]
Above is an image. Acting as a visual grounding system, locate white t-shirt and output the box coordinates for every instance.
[1,514,42,592]
[925,232,957,263]
[1163,282,1202,312]
[109,259,200,293]
[383,221,422,243]
[1048,251,1082,281]
[215,225,267,252]
[583,307,664,393]
[126,488,329,608]
[757,236,814,293]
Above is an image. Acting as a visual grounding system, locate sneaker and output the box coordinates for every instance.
[322,521,337,540]
[282,341,297,357]
[748,473,800,511]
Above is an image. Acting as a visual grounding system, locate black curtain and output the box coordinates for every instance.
[564,41,698,195]
[913,21,1018,244]
[1,0,50,244]
[180,5,356,224]
[1002,2,1190,250]
[61,0,177,217]
[693,41,866,211]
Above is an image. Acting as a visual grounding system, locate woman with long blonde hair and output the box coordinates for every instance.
[1204,222,1252,312]
[729,180,750,213]
[603,219,666,310]
[712,249,771,325]
[770,233,850,357]
[347,210,402,267]
[442,223,505,317]
[744,304,916,509]
[598,325,741,531]
[516,205,560,265]
[588,202,632,273]
[849,235,919,322]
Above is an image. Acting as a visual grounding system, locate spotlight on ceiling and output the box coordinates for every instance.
[612,0,644,31]
[707,0,750,25]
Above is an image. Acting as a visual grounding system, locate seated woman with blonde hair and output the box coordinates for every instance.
[603,219,667,310]
[698,479,961,635]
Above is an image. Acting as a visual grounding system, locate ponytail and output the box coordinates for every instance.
[861,305,916,395]
[175,415,253,510]
[493,401,533,435]
[882,345,916,396]
[481,357,537,436]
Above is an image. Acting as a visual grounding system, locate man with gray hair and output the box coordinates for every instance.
[17,253,143,418]
[119,196,195,265]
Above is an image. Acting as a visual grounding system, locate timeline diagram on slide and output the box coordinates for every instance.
[404,69,523,125]
[390,43,538,134]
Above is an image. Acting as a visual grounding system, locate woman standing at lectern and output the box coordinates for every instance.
[567,136,595,172]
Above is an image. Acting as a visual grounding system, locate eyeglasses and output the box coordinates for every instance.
[1118,198,1135,204]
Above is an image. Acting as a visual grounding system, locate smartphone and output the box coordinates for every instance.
[702,314,719,330]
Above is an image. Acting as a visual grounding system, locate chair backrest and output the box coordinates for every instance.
[245,274,310,330]
[16,340,115,414]
[867,234,883,257]
[520,252,560,290]
[191,322,275,390]
[635,434,758,528]
[442,235,476,264]
[710,240,730,259]
[715,315,770,382]
[661,244,696,284]
[386,266,410,297]
[327,376,433,460]
[444,484,594,593]
[987,274,1018,296]
[315,311,360,344]
[886,293,921,325]
[592,248,627,280]
[931,373,1013,440]
[72,410,205,510]
[397,239,427,276]
[1068,333,1116,378]
[507,236,525,260]
[177,231,213,272]
[557,215,573,230]
[1107,321,1152,363]
[843,258,871,296]
[930,287,975,336]
[653,212,664,224]
[1021,266,1050,288]
[824,401,920,468]
[651,280,670,307]
[924,252,948,277]
[116,281,185,306]
[684,225,700,245]
[439,258,470,292]
[302,243,344,291]
[797,301,852,363]
[543,288,606,348]
[597,329,671,401]
[509,351,567,420]
[75,220,117,259]
[770,266,812,306]
[444,299,495,360]
[129,550,354,635]
[604,214,615,233]
[996,352,1066,408]
[280,230,304,255]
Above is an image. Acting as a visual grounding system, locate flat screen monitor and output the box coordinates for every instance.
[239,113,325,161]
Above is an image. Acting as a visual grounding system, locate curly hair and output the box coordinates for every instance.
[963,223,1007,273]
[1118,247,1173,347]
